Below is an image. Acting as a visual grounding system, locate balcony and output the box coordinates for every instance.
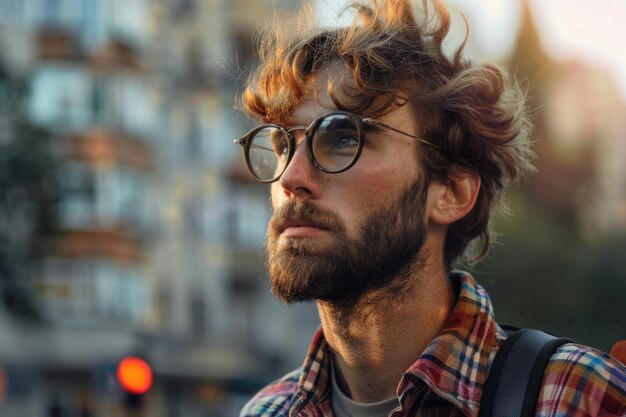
[37,27,84,61]
[46,229,142,263]
[67,129,155,173]
[90,39,146,71]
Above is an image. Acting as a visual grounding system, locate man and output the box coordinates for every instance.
[235,0,626,416]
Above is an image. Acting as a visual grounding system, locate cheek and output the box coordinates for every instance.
[347,150,419,209]
[270,183,283,211]
[342,166,403,212]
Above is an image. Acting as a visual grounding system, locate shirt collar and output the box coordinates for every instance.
[291,328,333,415]
[290,271,505,417]
[398,271,505,417]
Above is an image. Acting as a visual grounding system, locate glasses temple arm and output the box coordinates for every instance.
[233,141,276,154]
[363,118,433,147]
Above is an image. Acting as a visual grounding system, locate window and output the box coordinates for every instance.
[119,76,156,139]
[186,112,202,162]
[80,0,101,48]
[58,162,97,228]
[107,0,148,45]
[30,67,91,130]
[190,294,206,339]
[200,196,225,241]
[36,258,97,319]
[157,284,172,329]
[203,104,240,171]
[183,197,202,241]
[91,73,109,126]
[170,0,195,17]
[0,0,25,25]
[58,162,154,232]
[31,68,156,139]
[45,388,93,417]
[40,0,86,30]
[94,261,150,323]
[228,187,271,248]
[43,0,61,23]
[37,257,148,325]
[230,273,258,345]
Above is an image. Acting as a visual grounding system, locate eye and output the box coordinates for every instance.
[269,132,289,157]
[333,134,359,149]
[276,140,288,155]
[315,114,360,152]
[325,131,359,150]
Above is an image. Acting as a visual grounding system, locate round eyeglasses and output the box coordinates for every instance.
[233,110,432,183]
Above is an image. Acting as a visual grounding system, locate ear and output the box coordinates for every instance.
[426,170,481,226]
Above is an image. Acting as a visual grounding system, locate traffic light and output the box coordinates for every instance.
[117,356,152,411]
[117,356,153,395]
[0,364,6,405]
[611,340,626,364]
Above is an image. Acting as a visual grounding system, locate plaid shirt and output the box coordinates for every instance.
[241,272,626,417]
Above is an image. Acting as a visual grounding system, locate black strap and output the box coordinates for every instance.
[478,329,572,417]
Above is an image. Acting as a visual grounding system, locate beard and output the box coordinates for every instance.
[266,177,429,309]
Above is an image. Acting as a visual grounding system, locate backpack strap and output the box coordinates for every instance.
[478,328,572,417]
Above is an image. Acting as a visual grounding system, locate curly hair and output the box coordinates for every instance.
[240,0,535,270]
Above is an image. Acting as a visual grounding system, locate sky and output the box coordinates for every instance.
[315,0,626,101]
[463,0,626,101]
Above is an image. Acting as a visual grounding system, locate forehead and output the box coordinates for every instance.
[289,61,350,124]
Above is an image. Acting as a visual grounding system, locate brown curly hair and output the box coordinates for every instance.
[240,0,535,270]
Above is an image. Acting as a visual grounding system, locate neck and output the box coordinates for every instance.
[317,264,455,403]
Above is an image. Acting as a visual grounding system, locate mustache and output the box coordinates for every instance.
[268,200,345,235]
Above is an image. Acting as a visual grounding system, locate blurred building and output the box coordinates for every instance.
[511,0,626,239]
[0,0,318,416]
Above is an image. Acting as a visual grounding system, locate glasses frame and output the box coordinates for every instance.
[233,110,432,183]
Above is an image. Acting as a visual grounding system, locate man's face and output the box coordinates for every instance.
[266,68,431,309]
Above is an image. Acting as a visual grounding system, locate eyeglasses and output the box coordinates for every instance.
[233,110,432,183]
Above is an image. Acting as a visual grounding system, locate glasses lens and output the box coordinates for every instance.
[311,114,360,172]
[248,126,290,181]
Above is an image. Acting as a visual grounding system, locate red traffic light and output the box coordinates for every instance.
[117,356,153,395]
[0,365,6,404]
[610,340,626,365]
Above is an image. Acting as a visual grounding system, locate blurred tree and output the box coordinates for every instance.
[471,190,626,352]
[0,60,60,321]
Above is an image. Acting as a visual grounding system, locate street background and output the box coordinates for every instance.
[0,0,624,415]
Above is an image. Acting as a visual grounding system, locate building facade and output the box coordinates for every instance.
[0,1,318,416]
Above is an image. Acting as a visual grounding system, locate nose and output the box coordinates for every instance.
[276,132,322,200]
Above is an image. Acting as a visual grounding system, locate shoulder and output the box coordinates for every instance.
[537,342,626,416]
[239,368,303,417]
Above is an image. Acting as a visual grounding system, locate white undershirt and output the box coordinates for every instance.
[330,357,400,417]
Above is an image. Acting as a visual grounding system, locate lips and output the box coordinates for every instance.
[278,217,329,234]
